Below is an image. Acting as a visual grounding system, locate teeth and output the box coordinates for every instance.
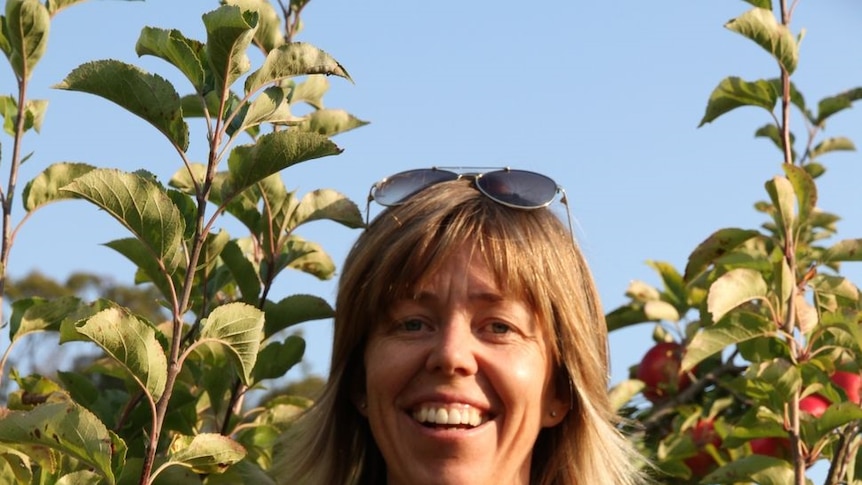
[412,405,486,427]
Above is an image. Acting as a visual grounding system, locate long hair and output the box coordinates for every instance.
[274,179,647,484]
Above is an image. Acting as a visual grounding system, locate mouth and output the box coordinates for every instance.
[410,404,492,430]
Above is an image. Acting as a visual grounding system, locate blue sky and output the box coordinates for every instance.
[4,0,862,446]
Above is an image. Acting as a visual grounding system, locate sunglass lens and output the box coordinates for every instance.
[373,169,459,206]
[477,170,558,208]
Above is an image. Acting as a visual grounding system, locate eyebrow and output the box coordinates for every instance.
[410,290,506,303]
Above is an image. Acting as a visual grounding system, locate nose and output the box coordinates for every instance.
[425,315,479,376]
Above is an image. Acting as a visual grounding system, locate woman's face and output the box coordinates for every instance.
[360,247,567,485]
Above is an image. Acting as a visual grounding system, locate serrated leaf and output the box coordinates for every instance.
[811,136,856,158]
[77,308,167,402]
[299,109,370,137]
[9,295,83,341]
[203,5,258,96]
[0,401,116,484]
[61,169,186,272]
[809,274,859,301]
[263,294,333,337]
[252,335,305,382]
[765,175,795,236]
[816,88,862,125]
[136,27,208,93]
[278,235,336,280]
[726,8,798,74]
[226,0,283,53]
[6,0,50,82]
[245,42,351,95]
[22,162,96,211]
[684,228,761,281]
[822,239,862,263]
[707,268,769,322]
[54,60,189,150]
[699,77,777,126]
[702,455,793,485]
[288,188,364,231]
[226,131,342,197]
[292,74,329,109]
[198,302,264,385]
[782,163,816,226]
[167,433,246,475]
[682,311,773,371]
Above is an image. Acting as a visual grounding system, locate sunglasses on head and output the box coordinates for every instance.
[365,167,574,237]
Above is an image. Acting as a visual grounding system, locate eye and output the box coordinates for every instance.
[489,321,512,334]
[402,318,425,332]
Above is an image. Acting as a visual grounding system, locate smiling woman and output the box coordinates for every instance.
[272,169,649,485]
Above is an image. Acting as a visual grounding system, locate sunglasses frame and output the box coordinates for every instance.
[365,167,574,238]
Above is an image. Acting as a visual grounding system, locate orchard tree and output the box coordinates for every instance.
[0,0,366,483]
[610,1,862,484]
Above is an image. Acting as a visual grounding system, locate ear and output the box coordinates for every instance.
[353,394,369,417]
[541,394,568,427]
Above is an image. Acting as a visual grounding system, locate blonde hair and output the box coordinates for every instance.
[273,179,648,484]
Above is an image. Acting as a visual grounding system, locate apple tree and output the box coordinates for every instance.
[609,2,862,484]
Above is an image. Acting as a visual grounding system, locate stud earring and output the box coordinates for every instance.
[550,410,558,418]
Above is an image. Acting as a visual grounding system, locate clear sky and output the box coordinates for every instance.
[3,0,862,471]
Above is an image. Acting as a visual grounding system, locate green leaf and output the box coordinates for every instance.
[235,86,301,134]
[203,5,258,96]
[811,136,856,158]
[288,188,364,231]
[765,175,796,236]
[699,77,778,126]
[725,8,798,74]
[54,60,189,150]
[245,42,352,95]
[684,228,761,281]
[6,0,50,82]
[9,295,83,341]
[781,163,815,227]
[743,0,772,9]
[77,307,168,402]
[166,433,246,475]
[300,109,370,137]
[0,96,48,136]
[816,88,862,125]
[22,162,96,211]
[292,74,329,109]
[822,239,862,263]
[0,401,117,484]
[702,455,793,485]
[220,240,262,304]
[223,0,284,53]
[754,123,796,159]
[277,235,336,280]
[136,27,209,94]
[608,379,645,412]
[57,470,102,484]
[682,311,774,372]
[707,268,769,322]
[104,238,180,305]
[226,131,342,197]
[0,443,32,483]
[605,304,651,332]
[61,169,186,272]
[252,335,305,382]
[263,294,333,338]
[198,302,265,385]
[45,0,89,16]
[809,274,859,301]
[643,300,680,322]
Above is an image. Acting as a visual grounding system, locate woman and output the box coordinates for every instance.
[275,168,648,484]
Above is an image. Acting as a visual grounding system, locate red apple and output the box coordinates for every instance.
[749,436,791,460]
[683,419,721,477]
[799,394,830,418]
[830,370,862,404]
[636,341,692,403]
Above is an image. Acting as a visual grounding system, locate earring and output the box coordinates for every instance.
[360,400,367,409]
[550,410,558,418]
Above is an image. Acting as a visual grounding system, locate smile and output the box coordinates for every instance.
[411,404,490,428]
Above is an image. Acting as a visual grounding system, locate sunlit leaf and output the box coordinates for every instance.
[816,88,862,125]
[197,302,265,385]
[56,470,102,484]
[754,123,796,159]
[0,401,117,484]
[726,8,798,74]
[166,433,246,475]
[77,307,168,402]
[609,379,645,411]
[643,300,680,322]
[781,163,815,226]
[811,137,855,158]
[822,239,862,263]
[226,131,341,197]
[707,268,769,322]
[6,0,50,82]
[288,188,364,231]
[136,27,209,93]
[61,169,186,272]
[263,294,333,337]
[223,0,284,53]
[683,311,773,372]
[22,162,96,211]
[794,292,818,334]
[0,443,32,483]
[45,0,90,16]
[765,175,795,236]
[292,74,329,109]
[203,5,258,96]
[699,77,777,126]
[605,304,650,332]
[9,295,83,341]
[245,42,351,95]
[54,60,189,150]
[684,228,761,281]
[299,109,370,137]
[278,235,336,280]
[702,455,793,485]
